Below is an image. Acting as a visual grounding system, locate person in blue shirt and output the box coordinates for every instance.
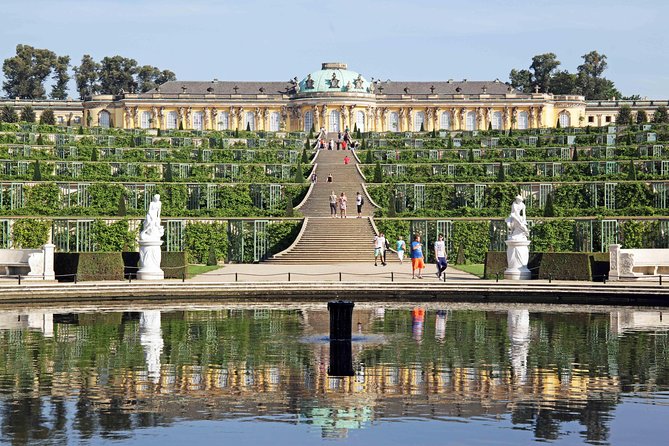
[410,234,425,279]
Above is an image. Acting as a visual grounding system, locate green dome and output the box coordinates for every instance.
[299,63,370,93]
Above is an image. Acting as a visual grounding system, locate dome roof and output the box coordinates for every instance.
[299,63,370,93]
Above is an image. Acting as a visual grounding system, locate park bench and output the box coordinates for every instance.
[0,246,56,280]
[609,244,669,280]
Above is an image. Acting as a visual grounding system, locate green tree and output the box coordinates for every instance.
[387,194,396,217]
[529,53,561,93]
[20,105,35,122]
[137,65,176,92]
[653,106,669,123]
[636,110,648,124]
[73,54,100,98]
[572,145,579,161]
[576,50,621,100]
[285,193,294,217]
[373,161,383,183]
[616,105,632,125]
[496,162,505,182]
[301,148,308,163]
[246,121,251,132]
[2,44,58,99]
[98,55,138,94]
[543,193,556,217]
[39,109,55,125]
[32,160,41,181]
[117,193,127,216]
[468,147,475,162]
[51,55,70,99]
[549,70,579,94]
[1,105,18,123]
[628,160,637,180]
[164,162,173,182]
[509,68,532,92]
[365,149,373,164]
[294,163,304,183]
[207,244,218,266]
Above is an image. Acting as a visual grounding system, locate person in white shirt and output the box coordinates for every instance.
[434,233,448,279]
[373,233,386,266]
[355,192,363,218]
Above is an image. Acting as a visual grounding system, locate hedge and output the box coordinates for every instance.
[122,251,187,279]
[484,251,610,281]
[54,252,124,281]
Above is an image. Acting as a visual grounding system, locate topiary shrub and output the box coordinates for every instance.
[55,252,124,281]
[483,251,506,278]
[537,252,592,281]
[373,161,383,183]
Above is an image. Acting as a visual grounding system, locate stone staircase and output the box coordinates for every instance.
[269,147,378,263]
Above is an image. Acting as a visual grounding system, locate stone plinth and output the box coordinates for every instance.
[137,239,164,280]
[505,239,531,280]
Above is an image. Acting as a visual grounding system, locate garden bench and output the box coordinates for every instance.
[0,246,56,280]
[609,245,669,280]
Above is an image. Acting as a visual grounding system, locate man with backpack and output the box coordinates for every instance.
[356,192,364,218]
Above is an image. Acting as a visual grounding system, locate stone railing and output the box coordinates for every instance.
[608,244,669,281]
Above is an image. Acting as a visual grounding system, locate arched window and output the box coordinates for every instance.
[517,111,528,130]
[491,111,503,130]
[304,111,313,133]
[440,112,451,130]
[388,112,399,132]
[98,111,110,128]
[269,112,280,132]
[244,111,255,131]
[192,111,204,130]
[559,111,571,128]
[218,112,229,130]
[140,111,151,129]
[414,111,425,131]
[356,110,365,132]
[329,110,340,132]
[166,111,177,129]
[466,111,477,131]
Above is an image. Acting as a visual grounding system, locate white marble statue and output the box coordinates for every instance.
[140,194,164,241]
[137,194,165,280]
[505,195,530,240]
[504,195,531,280]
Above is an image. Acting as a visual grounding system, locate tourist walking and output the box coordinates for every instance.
[396,236,406,264]
[373,232,386,266]
[410,235,425,279]
[339,192,347,218]
[327,173,333,183]
[434,233,448,279]
[344,155,350,165]
[329,191,337,217]
[311,172,317,183]
[355,192,363,217]
[381,232,390,264]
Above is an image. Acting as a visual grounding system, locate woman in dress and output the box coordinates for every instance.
[339,192,347,218]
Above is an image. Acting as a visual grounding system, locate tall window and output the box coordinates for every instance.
[193,111,204,130]
[518,111,528,130]
[304,111,313,133]
[388,112,399,132]
[329,110,340,132]
[440,112,451,130]
[466,111,477,131]
[491,111,502,130]
[245,111,255,131]
[166,111,177,129]
[218,112,229,130]
[98,111,110,128]
[356,110,365,132]
[414,111,425,131]
[559,111,571,128]
[140,111,151,129]
[269,112,280,131]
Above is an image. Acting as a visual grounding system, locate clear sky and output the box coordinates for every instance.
[1,0,668,98]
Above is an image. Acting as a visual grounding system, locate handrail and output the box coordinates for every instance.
[295,163,316,210]
[269,217,309,259]
[361,181,382,209]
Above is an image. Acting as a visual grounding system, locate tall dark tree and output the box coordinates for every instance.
[39,109,55,125]
[2,44,58,99]
[20,105,35,122]
[549,70,578,95]
[577,52,621,100]
[50,55,71,99]
[509,69,532,93]
[616,105,632,125]
[98,56,138,94]
[73,54,100,98]
[529,53,560,93]
[636,110,648,124]
[653,106,669,124]
[137,65,176,92]
[0,105,18,123]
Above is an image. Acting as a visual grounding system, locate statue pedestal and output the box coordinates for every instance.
[137,239,164,280]
[504,239,531,280]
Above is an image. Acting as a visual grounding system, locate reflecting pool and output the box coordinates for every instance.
[1,304,669,445]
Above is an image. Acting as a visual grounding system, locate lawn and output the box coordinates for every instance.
[187,264,222,278]
[451,263,485,278]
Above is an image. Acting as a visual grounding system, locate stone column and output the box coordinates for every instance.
[42,243,55,280]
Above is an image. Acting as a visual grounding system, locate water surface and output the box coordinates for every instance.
[0,304,668,445]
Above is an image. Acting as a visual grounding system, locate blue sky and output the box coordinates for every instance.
[1,0,668,98]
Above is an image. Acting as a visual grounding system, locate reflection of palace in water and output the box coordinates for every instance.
[0,307,667,441]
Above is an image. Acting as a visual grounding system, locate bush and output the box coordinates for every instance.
[484,251,506,278]
[537,253,592,281]
[55,252,124,281]
[373,161,383,183]
[12,219,50,248]
[20,105,35,123]
[184,222,228,264]
[39,109,55,125]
